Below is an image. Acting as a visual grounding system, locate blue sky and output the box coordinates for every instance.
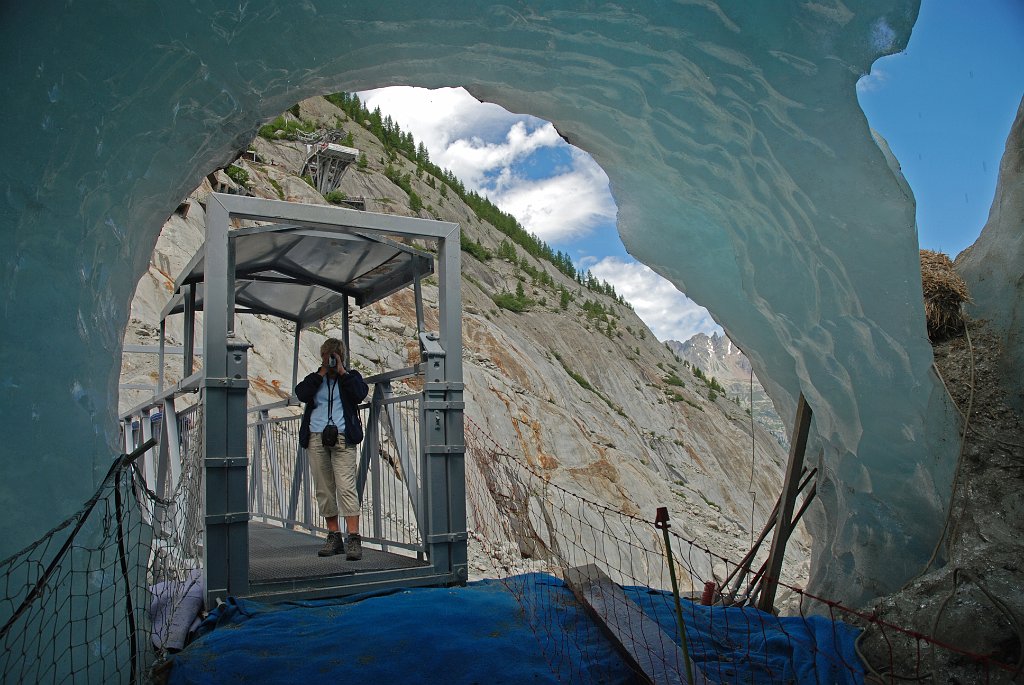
[857,0,1024,258]
[360,1,1023,342]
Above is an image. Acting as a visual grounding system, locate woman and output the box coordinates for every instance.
[295,337,369,559]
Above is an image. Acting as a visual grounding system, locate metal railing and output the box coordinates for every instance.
[247,377,426,554]
[120,361,431,584]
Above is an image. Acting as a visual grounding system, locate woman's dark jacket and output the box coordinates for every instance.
[295,370,369,448]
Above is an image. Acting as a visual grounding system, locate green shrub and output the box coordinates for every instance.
[409,190,423,212]
[493,291,532,312]
[226,165,249,187]
[324,190,348,204]
[258,115,286,139]
[460,233,492,261]
[258,116,316,141]
[269,178,285,200]
[559,287,571,310]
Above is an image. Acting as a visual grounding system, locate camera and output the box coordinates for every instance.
[321,424,339,447]
[327,354,338,369]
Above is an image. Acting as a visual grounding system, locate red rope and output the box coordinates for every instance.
[464,416,1017,674]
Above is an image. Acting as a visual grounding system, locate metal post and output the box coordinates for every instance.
[654,507,695,685]
[756,393,813,613]
[250,421,264,516]
[286,446,304,530]
[291,326,302,394]
[202,195,251,607]
[261,410,287,518]
[357,386,383,542]
[141,408,156,488]
[417,224,467,583]
[184,284,196,378]
[158,320,166,393]
[162,398,182,491]
[342,296,350,369]
[414,276,425,338]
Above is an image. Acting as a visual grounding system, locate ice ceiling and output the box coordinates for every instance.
[0,1,959,605]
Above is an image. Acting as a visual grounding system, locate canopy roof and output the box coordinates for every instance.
[164,221,434,328]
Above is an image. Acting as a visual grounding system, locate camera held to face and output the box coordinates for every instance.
[327,354,338,369]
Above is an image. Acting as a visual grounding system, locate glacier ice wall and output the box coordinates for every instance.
[0,0,960,605]
[957,96,1024,410]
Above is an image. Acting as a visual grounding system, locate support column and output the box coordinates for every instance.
[420,223,467,583]
[202,195,250,607]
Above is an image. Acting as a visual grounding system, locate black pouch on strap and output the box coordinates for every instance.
[321,423,339,448]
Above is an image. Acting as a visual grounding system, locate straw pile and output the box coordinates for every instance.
[921,249,970,341]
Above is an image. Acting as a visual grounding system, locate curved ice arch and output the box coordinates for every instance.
[0,0,957,605]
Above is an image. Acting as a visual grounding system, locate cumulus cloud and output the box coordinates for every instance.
[441,120,562,190]
[358,86,614,242]
[588,257,722,342]
[489,150,616,242]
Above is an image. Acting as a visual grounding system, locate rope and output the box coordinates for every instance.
[930,568,1024,678]
[465,417,1017,679]
[918,311,976,579]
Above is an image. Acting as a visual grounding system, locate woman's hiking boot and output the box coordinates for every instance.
[346,533,363,561]
[318,531,344,557]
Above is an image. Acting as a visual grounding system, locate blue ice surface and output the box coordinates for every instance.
[168,574,864,684]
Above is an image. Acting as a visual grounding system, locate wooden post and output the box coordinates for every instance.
[756,393,812,613]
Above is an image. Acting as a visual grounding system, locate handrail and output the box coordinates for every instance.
[118,371,203,420]
[363,364,422,384]
[248,397,302,414]
[248,389,426,552]
[243,365,422,417]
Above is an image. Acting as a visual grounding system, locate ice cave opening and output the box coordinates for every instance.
[1,1,976,610]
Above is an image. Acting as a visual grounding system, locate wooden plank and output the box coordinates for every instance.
[564,564,707,685]
[756,393,813,613]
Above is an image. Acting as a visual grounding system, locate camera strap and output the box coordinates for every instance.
[325,376,338,427]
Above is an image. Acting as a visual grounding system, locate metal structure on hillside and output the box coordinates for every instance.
[120,193,466,606]
[300,130,360,203]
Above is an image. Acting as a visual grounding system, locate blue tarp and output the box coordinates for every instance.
[167,574,864,684]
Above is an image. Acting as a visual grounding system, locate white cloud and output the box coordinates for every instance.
[588,257,722,342]
[357,87,714,342]
[359,86,554,188]
[440,120,562,190]
[489,150,616,242]
[359,86,513,150]
[357,86,614,242]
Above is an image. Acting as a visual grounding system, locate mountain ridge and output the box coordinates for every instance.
[667,332,787,445]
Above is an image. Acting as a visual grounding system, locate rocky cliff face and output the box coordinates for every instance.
[119,96,808,592]
[668,333,786,444]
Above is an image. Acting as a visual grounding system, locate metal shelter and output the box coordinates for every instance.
[121,193,466,607]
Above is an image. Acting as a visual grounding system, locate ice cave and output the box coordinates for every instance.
[3,0,1008,609]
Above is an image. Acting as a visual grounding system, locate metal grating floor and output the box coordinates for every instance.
[248,521,428,583]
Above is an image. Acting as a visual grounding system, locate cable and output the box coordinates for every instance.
[854,629,931,682]
[914,310,976,581]
[930,568,1024,679]
[931,360,1024,450]
[748,367,756,550]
